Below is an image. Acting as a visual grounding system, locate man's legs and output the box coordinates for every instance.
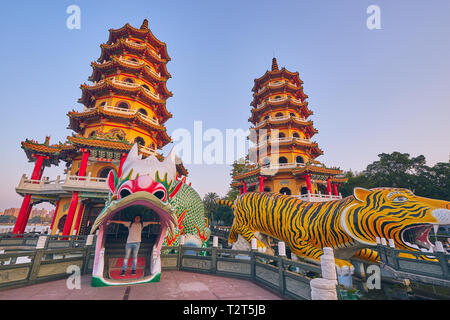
[121,243,132,275]
[131,243,140,274]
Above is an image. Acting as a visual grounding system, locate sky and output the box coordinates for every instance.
[0,0,449,211]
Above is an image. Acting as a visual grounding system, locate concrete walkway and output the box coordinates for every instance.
[0,271,284,300]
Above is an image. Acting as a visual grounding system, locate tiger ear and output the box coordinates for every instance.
[353,187,372,202]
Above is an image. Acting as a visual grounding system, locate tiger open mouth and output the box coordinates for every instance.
[401,224,436,252]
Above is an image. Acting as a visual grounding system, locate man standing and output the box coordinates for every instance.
[110,215,159,276]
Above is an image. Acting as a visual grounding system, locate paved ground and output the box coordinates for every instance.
[0,271,284,300]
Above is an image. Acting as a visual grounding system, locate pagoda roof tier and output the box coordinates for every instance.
[89,56,170,87]
[78,80,173,123]
[252,59,304,92]
[79,78,170,104]
[249,98,313,124]
[67,105,166,133]
[21,137,74,166]
[232,163,343,181]
[330,176,348,183]
[105,20,170,61]
[252,82,308,102]
[253,138,323,158]
[97,39,171,77]
[67,135,133,152]
[292,165,344,176]
[250,116,318,138]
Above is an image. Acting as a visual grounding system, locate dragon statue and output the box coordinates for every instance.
[219,188,450,274]
[90,144,210,286]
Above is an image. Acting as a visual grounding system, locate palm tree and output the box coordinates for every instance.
[203,192,219,228]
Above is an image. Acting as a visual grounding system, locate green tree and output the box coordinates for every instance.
[341,152,449,201]
[203,192,220,227]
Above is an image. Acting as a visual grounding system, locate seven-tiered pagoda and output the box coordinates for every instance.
[14,19,187,236]
[232,58,346,199]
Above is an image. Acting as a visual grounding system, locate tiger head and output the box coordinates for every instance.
[341,188,450,252]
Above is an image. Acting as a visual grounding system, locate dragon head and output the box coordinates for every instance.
[341,187,450,252]
[90,144,185,283]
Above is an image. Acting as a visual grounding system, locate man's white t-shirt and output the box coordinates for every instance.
[126,222,151,243]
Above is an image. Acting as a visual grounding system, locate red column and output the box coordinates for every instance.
[258,176,264,192]
[243,182,247,193]
[50,200,61,231]
[63,149,89,236]
[305,174,312,194]
[78,149,90,178]
[239,187,243,195]
[31,155,45,180]
[327,177,332,195]
[118,153,127,177]
[333,183,339,196]
[13,155,46,234]
[73,201,85,235]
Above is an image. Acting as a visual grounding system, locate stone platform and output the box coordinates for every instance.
[0,271,284,300]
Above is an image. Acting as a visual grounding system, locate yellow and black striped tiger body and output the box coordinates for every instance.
[221,188,450,269]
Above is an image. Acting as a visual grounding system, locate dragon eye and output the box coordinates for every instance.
[153,190,166,200]
[119,188,132,199]
[392,196,408,203]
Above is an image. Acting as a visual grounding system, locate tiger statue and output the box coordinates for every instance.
[218,188,450,274]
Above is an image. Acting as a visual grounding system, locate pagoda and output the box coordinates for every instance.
[14,19,187,236]
[231,58,346,199]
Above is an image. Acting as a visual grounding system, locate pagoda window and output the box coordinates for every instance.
[279,187,291,195]
[293,132,300,138]
[290,112,296,117]
[99,101,106,107]
[275,112,283,118]
[275,95,282,99]
[264,187,271,192]
[264,115,269,120]
[278,132,286,138]
[150,143,156,149]
[124,78,135,84]
[138,108,147,116]
[98,167,115,179]
[300,186,309,195]
[130,58,139,62]
[117,102,130,110]
[296,155,304,164]
[278,157,288,164]
[248,186,256,192]
[134,137,145,146]
[142,84,150,91]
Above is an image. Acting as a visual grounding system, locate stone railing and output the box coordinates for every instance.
[293,193,342,202]
[145,65,162,78]
[261,163,306,170]
[118,56,143,67]
[374,239,450,286]
[102,105,159,126]
[255,115,307,128]
[16,173,109,195]
[141,85,161,100]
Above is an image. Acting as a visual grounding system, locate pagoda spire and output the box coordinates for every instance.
[271,57,279,71]
[140,18,149,30]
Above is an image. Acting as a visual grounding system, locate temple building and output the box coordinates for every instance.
[14,19,187,235]
[231,58,347,200]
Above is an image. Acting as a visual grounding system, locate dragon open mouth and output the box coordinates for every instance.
[90,191,177,284]
[401,224,436,252]
[92,191,177,251]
